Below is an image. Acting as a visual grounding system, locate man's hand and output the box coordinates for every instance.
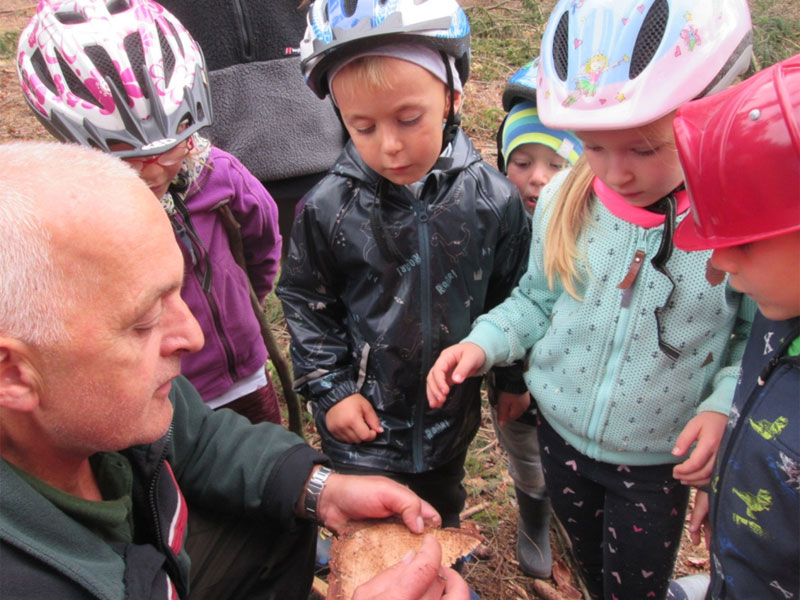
[326,394,384,444]
[672,411,728,486]
[495,391,531,427]
[427,343,486,408]
[317,473,441,535]
[686,491,711,550]
[353,535,470,600]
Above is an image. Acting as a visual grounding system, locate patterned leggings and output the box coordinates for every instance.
[538,417,690,600]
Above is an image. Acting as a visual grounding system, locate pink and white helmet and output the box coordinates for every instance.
[17,0,212,158]
[536,0,753,130]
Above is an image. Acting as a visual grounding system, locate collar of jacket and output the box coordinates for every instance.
[331,129,482,188]
[593,177,690,229]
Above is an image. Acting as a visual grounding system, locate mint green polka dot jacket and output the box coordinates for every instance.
[465,170,757,466]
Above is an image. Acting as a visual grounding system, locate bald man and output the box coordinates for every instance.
[0,142,468,600]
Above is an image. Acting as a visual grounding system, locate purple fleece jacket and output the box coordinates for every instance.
[178,146,281,401]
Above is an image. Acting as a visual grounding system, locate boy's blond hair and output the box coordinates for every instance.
[334,54,451,99]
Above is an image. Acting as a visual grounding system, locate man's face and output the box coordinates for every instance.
[710,231,800,321]
[333,57,455,186]
[34,184,204,454]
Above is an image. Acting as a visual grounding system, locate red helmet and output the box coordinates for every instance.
[674,53,800,251]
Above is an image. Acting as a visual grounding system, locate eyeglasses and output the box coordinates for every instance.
[125,136,194,173]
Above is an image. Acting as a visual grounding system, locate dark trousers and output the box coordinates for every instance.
[220,381,282,425]
[331,451,468,528]
[185,505,316,600]
[538,417,689,600]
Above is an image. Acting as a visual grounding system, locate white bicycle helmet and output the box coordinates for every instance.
[17,0,212,158]
[299,0,471,100]
[537,0,753,130]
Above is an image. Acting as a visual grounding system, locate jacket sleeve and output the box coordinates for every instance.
[215,150,282,301]
[464,171,567,371]
[167,377,330,524]
[483,180,533,394]
[697,290,757,415]
[276,191,360,410]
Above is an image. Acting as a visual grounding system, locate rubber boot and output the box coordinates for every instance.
[667,574,710,600]
[515,487,553,579]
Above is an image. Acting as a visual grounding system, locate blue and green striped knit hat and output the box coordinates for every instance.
[500,101,582,172]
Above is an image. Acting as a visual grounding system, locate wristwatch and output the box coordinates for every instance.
[304,466,333,521]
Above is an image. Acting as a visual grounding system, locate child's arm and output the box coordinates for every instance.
[482,187,532,397]
[326,393,384,444]
[671,410,728,486]
[672,292,756,486]
[222,151,282,300]
[276,193,362,415]
[427,342,487,408]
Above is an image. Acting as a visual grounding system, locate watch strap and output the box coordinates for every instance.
[304,466,333,521]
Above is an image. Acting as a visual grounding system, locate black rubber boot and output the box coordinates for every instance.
[515,486,553,578]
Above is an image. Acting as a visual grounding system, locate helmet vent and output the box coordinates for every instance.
[343,0,359,18]
[105,0,130,14]
[121,33,150,100]
[552,11,569,82]
[156,23,177,86]
[29,49,58,95]
[57,50,100,107]
[54,11,87,25]
[630,0,669,79]
[85,43,131,105]
[162,18,185,60]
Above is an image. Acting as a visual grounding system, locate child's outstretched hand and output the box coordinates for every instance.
[671,410,728,487]
[326,393,384,444]
[426,342,486,409]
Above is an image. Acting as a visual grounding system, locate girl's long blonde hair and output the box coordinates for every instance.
[542,154,595,300]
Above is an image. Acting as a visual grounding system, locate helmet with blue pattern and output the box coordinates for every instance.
[299,0,470,99]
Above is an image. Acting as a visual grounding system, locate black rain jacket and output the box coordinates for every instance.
[277,130,531,473]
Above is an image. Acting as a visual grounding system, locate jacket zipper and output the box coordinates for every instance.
[147,423,186,596]
[587,229,647,449]
[232,0,253,62]
[203,282,239,382]
[414,200,433,473]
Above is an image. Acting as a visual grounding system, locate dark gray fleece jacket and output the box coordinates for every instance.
[157,0,346,183]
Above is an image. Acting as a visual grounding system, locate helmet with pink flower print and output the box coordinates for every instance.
[17,0,212,158]
[536,0,753,130]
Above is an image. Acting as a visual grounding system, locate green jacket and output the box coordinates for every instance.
[0,377,325,599]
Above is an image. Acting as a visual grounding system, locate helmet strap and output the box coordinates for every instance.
[440,51,460,152]
[651,192,681,361]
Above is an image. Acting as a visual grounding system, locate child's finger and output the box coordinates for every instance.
[362,404,384,434]
[451,354,481,384]
[671,419,701,458]
[426,365,452,407]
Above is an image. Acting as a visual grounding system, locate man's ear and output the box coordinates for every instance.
[0,339,41,412]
